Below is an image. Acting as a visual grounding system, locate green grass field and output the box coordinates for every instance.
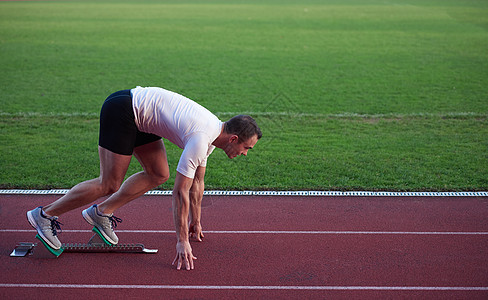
[1,0,487,191]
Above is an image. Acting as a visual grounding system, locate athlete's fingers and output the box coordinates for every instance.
[183,254,189,270]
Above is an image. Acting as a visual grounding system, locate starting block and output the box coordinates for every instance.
[10,227,158,258]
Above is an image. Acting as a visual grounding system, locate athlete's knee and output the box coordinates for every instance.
[103,184,121,195]
[153,171,170,186]
[146,162,170,186]
[99,178,122,195]
[146,169,169,187]
[106,184,121,195]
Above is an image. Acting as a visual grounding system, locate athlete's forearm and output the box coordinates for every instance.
[172,189,190,243]
[189,180,204,225]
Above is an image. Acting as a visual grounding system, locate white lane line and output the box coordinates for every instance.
[204,231,488,235]
[3,111,487,119]
[1,229,487,235]
[1,189,487,197]
[0,283,487,291]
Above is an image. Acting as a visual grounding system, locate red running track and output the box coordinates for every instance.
[1,194,487,299]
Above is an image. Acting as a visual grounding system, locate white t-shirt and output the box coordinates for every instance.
[131,86,223,179]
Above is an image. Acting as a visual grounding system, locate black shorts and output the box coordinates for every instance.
[98,89,161,155]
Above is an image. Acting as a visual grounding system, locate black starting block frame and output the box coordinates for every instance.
[10,227,158,258]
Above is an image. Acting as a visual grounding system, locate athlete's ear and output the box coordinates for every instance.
[229,135,239,143]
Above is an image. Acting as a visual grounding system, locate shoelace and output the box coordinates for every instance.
[50,219,63,236]
[108,215,122,230]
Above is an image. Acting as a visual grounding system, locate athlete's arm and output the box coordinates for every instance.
[172,134,210,270]
[172,171,197,270]
[189,166,206,242]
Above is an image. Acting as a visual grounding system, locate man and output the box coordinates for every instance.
[26,86,262,270]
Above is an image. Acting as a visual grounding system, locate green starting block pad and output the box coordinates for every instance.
[10,227,158,258]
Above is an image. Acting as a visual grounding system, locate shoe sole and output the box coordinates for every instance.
[26,210,61,250]
[82,209,117,245]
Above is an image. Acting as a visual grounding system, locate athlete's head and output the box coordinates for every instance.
[224,115,262,143]
[221,115,262,159]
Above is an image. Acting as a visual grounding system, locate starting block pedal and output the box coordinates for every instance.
[10,227,158,258]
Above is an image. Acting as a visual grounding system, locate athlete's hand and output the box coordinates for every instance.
[172,241,197,270]
[189,223,204,242]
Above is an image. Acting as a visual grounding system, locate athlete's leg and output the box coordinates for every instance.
[43,146,132,217]
[97,139,170,215]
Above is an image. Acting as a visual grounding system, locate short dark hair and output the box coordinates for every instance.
[224,115,262,142]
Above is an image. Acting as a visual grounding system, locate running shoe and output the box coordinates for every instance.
[27,207,62,250]
[82,205,121,245]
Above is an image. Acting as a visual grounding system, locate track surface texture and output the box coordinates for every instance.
[1,194,487,299]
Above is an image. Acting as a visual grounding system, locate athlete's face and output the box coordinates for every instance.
[224,134,258,159]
